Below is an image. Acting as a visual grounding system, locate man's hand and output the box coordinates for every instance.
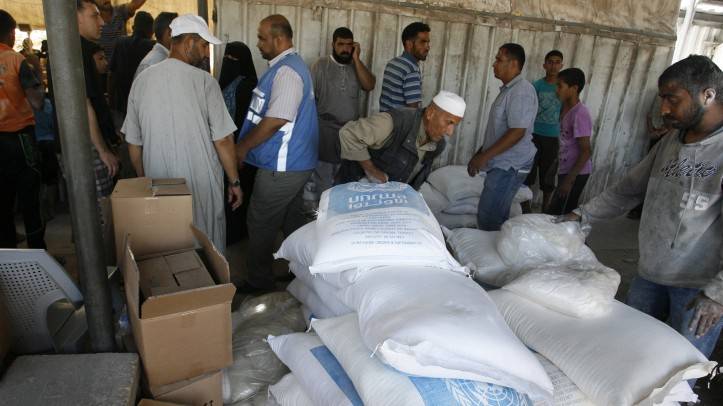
[352,42,361,62]
[235,143,248,168]
[227,184,242,210]
[552,212,581,223]
[99,150,119,177]
[467,152,488,177]
[687,294,723,338]
[557,177,574,198]
[364,166,388,184]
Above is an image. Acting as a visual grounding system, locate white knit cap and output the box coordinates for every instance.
[170,14,222,45]
[432,90,466,118]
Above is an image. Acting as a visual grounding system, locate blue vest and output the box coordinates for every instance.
[238,52,318,171]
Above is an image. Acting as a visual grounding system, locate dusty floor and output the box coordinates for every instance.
[16,208,723,403]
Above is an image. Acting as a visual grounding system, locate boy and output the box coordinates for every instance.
[546,68,592,215]
[525,50,563,211]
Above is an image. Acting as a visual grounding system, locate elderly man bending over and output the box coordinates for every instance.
[337,91,466,189]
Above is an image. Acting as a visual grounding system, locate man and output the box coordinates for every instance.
[109,11,153,115]
[135,11,178,79]
[379,22,430,112]
[467,43,538,231]
[77,0,119,198]
[235,15,318,293]
[0,9,46,249]
[338,91,465,189]
[96,0,148,62]
[306,27,375,206]
[524,50,563,211]
[122,14,241,252]
[558,55,723,357]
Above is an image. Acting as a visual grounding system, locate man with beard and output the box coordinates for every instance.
[558,55,723,357]
[122,14,241,253]
[379,22,430,112]
[235,15,318,293]
[305,27,375,208]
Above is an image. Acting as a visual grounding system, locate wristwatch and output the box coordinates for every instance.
[230,179,241,187]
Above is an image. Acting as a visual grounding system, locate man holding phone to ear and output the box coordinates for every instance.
[304,27,376,208]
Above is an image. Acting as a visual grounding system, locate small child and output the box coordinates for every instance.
[546,68,592,215]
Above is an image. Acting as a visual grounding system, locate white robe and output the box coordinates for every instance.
[122,58,237,253]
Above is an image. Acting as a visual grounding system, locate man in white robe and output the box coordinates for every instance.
[122,14,241,252]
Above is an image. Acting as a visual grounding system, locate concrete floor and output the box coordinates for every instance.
[17,208,723,403]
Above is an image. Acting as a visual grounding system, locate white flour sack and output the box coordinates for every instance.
[503,263,621,318]
[338,266,553,402]
[311,314,535,406]
[489,290,716,406]
[311,182,462,274]
[497,214,595,270]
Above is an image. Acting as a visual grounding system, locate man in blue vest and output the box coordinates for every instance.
[235,14,319,293]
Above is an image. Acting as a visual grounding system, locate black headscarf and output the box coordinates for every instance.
[219,41,257,90]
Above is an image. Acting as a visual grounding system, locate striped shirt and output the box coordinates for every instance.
[265,48,304,122]
[379,51,422,112]
[99,5,130,61]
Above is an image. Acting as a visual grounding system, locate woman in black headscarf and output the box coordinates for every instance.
[219,42,258,131]
[219,42,258,245]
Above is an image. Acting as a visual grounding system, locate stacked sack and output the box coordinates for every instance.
[448,213,716,405]
[419,165,533,229]
[273,182,554,405]
[222,292,307,405]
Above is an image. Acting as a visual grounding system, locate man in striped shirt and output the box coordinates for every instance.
[379,22,430,112]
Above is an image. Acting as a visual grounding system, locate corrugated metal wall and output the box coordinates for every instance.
[216,0,675,197]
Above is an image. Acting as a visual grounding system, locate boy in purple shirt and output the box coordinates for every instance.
[546,68,592,215]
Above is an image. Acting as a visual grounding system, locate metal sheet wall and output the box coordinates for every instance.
[216,0,675,197]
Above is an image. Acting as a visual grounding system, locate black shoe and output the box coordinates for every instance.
[235,281,273,295]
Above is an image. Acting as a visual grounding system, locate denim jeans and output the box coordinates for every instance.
[477,167,528,231]
[627,276,723,358]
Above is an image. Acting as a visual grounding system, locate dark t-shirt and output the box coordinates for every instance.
[81,36,118,146]
[109,34,154,113]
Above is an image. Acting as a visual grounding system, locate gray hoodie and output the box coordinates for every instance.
[580,126,723,304]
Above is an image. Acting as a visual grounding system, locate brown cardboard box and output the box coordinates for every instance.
[111,178,194,261]
[138,400,185,406]
[151,370,222,406]
[122,226,235,388]
[137,250,215,298]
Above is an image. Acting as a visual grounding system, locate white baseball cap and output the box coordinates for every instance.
[169,14,222,45]
[432,90,466,118]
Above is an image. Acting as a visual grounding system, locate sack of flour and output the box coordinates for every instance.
[312,182,461,274]
[338,266,553,401]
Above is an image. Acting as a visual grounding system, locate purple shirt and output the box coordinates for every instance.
[558,102,592,175]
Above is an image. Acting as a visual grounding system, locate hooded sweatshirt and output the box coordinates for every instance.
[579,125,723,304]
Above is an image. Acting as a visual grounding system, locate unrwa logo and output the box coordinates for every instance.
[347,192,409,210]
[346,181,408,193]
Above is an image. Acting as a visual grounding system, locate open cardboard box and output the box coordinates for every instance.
[150,370,222,406]
[122,225,235,388]
[112,178,194,262]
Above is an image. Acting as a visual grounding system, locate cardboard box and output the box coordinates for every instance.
[138,250,215,298]
[122,226,235,388]
[112,178,194,262]
[138,400,185,406]
[151,370,222,406]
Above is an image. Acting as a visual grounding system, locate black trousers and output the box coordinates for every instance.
[0,128,46,248]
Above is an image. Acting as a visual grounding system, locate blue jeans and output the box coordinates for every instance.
[627,276,723,358]
[477,167,528,231]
